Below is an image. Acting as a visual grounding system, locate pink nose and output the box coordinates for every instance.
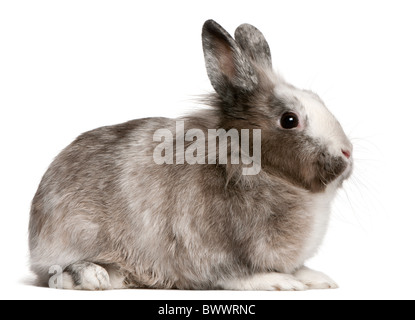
[342,149,351,159]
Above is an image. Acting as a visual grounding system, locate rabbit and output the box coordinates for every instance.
[29,20,353,291]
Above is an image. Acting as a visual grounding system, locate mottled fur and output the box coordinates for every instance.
[29,20,352,290]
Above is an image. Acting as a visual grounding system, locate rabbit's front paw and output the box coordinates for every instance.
[219,273,307,291]
[294,267,338,290]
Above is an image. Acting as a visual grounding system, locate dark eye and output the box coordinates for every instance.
[280,112,299,129]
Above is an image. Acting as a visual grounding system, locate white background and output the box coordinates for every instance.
[1,0,414,300]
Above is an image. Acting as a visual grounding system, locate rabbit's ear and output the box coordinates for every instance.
[234,24,272,69]
[202,20,259,103]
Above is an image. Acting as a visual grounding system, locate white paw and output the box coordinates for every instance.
[78,264,111,290]
[219,273,308,291]
[60,262,112,291]
[294,267,338,290]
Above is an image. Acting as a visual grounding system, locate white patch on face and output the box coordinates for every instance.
[271,81,354,265]
[274,82,353,160]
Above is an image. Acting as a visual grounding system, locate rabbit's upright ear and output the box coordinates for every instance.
[234,24,272,69]
[202,20,259,103]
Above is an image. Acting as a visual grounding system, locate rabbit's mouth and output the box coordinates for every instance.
[328,155,354,189]
[341,157,354,181]
[305,150,352,192]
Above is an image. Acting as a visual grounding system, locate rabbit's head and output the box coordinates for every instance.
[202,20,353,192]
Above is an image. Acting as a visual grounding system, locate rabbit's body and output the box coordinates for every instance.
[29,21,353,290]
[30,113,334,289]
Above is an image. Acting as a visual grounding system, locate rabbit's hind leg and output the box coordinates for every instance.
[52,261,112,290]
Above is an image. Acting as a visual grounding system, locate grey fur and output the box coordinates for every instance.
[202,20,259,105]
[235,23,272,69]
[29,20,352,290]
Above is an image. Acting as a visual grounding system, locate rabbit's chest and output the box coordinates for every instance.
[297,190,336,264]
[244,189,335,273]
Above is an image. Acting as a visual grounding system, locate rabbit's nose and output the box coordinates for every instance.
[342,149,351,159]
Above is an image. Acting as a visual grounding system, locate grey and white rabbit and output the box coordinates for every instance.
[29,20,353,290]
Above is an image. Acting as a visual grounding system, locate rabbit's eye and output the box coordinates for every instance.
[280,112,299,129]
